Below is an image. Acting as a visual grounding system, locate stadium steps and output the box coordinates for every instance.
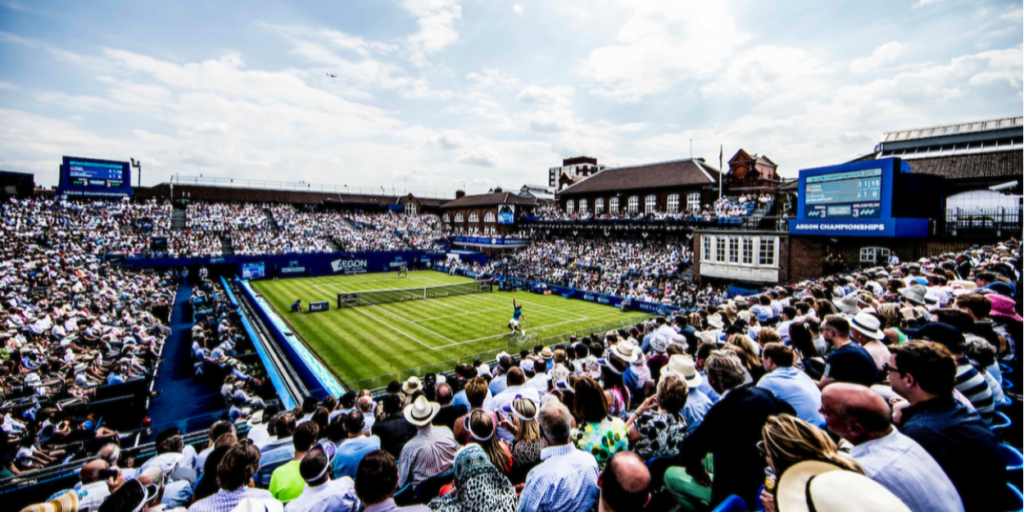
[171,206,187,230]
[220,235,235,256]
[328,236,344,252]
[263,208,281,230]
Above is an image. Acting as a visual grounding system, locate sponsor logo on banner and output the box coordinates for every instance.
[308,301,330,312]
[210,258,225,264]
[331,259,368,273]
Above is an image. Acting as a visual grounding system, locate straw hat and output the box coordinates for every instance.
[403,395,441,426]
[660,354,702,388]
[609,342,639,363]
[402,376,423,395]
[849,312,885,340]
[776,461,911,512]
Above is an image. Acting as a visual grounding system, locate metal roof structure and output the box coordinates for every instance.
[875,115,1023,161]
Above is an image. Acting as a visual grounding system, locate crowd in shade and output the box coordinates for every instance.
[526,193,774,222]
[0,198,180,478]
[482,241,724,309]
[17,233,1019,512]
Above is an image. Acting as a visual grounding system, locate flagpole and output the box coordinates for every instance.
[719,144,723,201]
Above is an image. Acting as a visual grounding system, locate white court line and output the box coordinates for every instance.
[410,306,507,323]
[471,293,590,320]
[365,304,459,344]
[432,317,592,349]
[346,306,438,350]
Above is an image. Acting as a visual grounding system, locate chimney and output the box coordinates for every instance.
[493,187,503,193]
[455,189,466,199]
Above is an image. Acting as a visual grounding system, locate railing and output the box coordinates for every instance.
[938,207,1022,238]
[168,175,453,200]
[521,215,791,233]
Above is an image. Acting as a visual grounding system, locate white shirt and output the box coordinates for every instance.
[284,477,358,512]
[77,481,111,512]
[850,428,964,512]
[246,423,271,448]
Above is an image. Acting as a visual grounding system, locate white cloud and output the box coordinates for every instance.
[467,68,520,89]
[577,0,750,102]
[914,0,943,8]
[850,42,905,73]
[400,0,463,66]
[458,148,502,167]
[702,46,829,102]
[516,85,574,105]
[513,4,524,16]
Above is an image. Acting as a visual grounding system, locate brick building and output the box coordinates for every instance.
[548,156,604,192]
[725,149,781,190]
[440,188,536,235]
[556,158,722,217]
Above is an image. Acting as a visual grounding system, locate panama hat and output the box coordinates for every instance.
[776,460,911,512]
[707,314,725,329]
[660,354,702,388]
[832,294,861,315]
[540,347,554,360]
[402,376,422,395]
[609,341,639,363]
[403,395,441,426]
[849,312,885,340]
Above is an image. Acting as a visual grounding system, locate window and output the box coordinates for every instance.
[687,192,701,212]
[442,213,450,223]
[860,247,891,265]
[742,237,754,264]
[703,235,712,262]
[454,213,464,223]
[628,196,639,214]
[404,203,417,215]
[716,237,726,262]
[579,199,588,214]
[595,198,604,215]
[728,237,739,263]
[566,200,575,214]
[609,197,619,214]
[645,195,657,214]
[469,212,479,223]
[667,194,680,213]
[759,237,776,266]
[484,211,496,223]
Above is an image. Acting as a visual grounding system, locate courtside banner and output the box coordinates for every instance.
[308,301,330,312]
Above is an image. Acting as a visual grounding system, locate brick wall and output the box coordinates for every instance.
[787,237,824,283]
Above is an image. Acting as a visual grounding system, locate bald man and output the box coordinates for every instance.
[820,384,964,512]
[78,460,116,512]
[598,452,651,512]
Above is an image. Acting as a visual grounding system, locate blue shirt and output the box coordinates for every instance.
[513,308,523,320]
[682,388,714,434]
[697,372,720,402]
[489,374,509,395]
[452,389,495,411]
[332,436,381,479]
[756,367,825,425]
[519,444,599,512]
[642,331,655,353]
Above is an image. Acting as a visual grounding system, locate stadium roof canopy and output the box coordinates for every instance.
[557,158,720,197]
[440,191,537,209]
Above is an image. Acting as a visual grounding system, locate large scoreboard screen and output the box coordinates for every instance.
[804,168,882,219]
[59,156,132,197]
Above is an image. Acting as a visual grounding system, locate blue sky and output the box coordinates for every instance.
[0,0,1020,194]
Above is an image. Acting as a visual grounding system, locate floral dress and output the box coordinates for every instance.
[633,410,688,461]
[574,417,629,469]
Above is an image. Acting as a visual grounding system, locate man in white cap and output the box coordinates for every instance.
[849,312,890,373]
[396,395,459,488]
[285,441,358,512]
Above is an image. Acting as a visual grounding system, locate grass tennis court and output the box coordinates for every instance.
[251,271,650,389]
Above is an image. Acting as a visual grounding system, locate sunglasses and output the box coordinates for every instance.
[756,440,767,457]
[882,362,901,374]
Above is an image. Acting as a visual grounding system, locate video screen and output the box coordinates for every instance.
[804,168,882,219]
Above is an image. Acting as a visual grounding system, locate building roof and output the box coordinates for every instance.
[441,192,537,209]
[906,150,1023,181]
[558,158,720,196]
[881,116,1022,143]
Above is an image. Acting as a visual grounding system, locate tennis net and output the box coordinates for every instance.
[337,279,494,308]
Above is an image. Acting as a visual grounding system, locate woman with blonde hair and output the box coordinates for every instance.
[759,414,863,512]
[467,409,513,476]
[876,303,908,345]
[500,397,546,483]
[756,327,781,350]
[727,334,764,382]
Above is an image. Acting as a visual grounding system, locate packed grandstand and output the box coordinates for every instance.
[1,188,1020,512]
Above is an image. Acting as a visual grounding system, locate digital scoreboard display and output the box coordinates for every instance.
[804,168,882,219]
[59,156,132,197]
[241,262,266,280]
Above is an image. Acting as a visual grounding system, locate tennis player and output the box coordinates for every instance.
[508,297,526,335]
[397,264,409,278]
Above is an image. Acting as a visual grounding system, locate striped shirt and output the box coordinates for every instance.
[954,357,994,425]
[851,428,964,512]
[188,487,276,512]
[518,444,599,512]
[396,425,459,487]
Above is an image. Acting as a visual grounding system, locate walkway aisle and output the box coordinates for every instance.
[146,284,225,440]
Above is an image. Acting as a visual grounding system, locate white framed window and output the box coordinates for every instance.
[667,194,680,213]
[628,196,639,214]
[728,237,739,263]
[443,213,450,223]
[595,198,604,215]
[454,213,464,223]
[566,200,575,214]
[579,199,588,214]
[742,237,754,264]
[469,212,479,223]
[609,197,619,214]
[759,237,776,266]
[860,247,891,265]
[687,192,701,212]
[645,195,657,214]
[484,211,496,223]
[703,235,713,262]
[716,237,726,262]
[404,203,417,215]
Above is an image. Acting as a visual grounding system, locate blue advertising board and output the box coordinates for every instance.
[59,156,133,198]
[789,158,929,238]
